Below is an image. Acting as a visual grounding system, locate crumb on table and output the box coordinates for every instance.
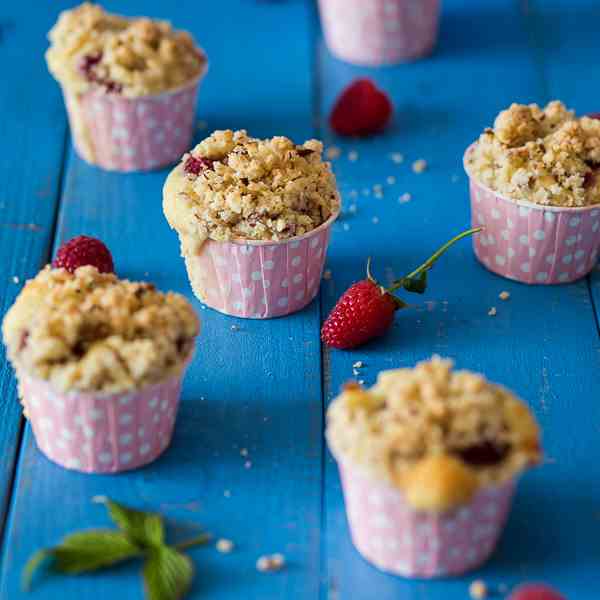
[412,159,428,173]
[256,553,286,572]
[216,538,234,553]
[469,579,488,599]
[488,307,497,317]
[499,291,510,301]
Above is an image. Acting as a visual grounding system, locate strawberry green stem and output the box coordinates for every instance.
[387,227,483,293]
[174,533,212,551]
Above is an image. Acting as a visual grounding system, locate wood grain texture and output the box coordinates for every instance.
[1,0,600,599]
[0,2,67,544]
[0,1,323,599]
[319,0,600,597]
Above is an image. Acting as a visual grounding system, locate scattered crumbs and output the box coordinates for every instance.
[12,276,19,284]
[352,369,360,377]
[358,379,365,385]
[244,460,252,469]
[196,120,208,131]
[412,159,428,174]
[323,269,332,280]
[348,150,359,162]
[373,184,383,193]
[326,145,341,160]
[342,223,350,231]
[216,538,234,554]
[240,448,249,457]
[361,188,371,196]
[256,553,286,573]
[349,189,358,198]
[348,204,357,214]
[399,192,412,204]
[353,361,364,369]
[488,307,497,317]
[372,216,380,224]
[451,174,460,183]
[499,291,510,301]
[231,325,239,331]
[390,152,404,164]
[469,580,488,599]
[386,175,396,185]
[224,489,231,498]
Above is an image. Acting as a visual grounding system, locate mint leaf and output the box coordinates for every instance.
[53,530,142,574]
[22,549,52,591]
[97,497,164,548]
[22,530,140,590]
[143,546,194,600]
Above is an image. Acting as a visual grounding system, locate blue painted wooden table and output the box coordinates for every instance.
[1,1,599,598]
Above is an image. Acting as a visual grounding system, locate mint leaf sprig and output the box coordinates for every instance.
[23,496,211,600]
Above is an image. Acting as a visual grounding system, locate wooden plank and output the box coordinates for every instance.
[0,1,323,599]
[319,0,600,597]
[0,3,67,542]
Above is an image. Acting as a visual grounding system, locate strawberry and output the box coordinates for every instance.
[330,79,393,137]
[508,584,565,600]
[321,228,481,349]
[52,235,114,274]
[588,113,600,120]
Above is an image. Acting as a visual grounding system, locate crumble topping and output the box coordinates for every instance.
[46,3,206,97]
[327,357,541,512]
[2,266,199,393]
[163,129,339,251]
[466,100,600,207]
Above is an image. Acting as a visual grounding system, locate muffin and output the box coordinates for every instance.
[317,0,440,66]
[2,265,200,473]
[464,101,600,283]
[46,3,208,171]
[327,357,541,577]
[163,129,341,318]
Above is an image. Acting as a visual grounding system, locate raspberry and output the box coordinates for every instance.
[52,236,114,274]
[184,155,214,175]
[508,584,565,600]
[330,79,393,137]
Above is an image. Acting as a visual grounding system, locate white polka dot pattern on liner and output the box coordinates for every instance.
[20,369,185,474]
[339,464,516,578]
[469,179,600,284]
[185,215,336,318]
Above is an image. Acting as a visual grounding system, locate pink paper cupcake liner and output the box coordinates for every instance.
[183,210,339,319]
[19,367,189,474]
[63,71,206,172]
[339,463,515,578]
[317,0,440,66]
[464,147,600,284]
